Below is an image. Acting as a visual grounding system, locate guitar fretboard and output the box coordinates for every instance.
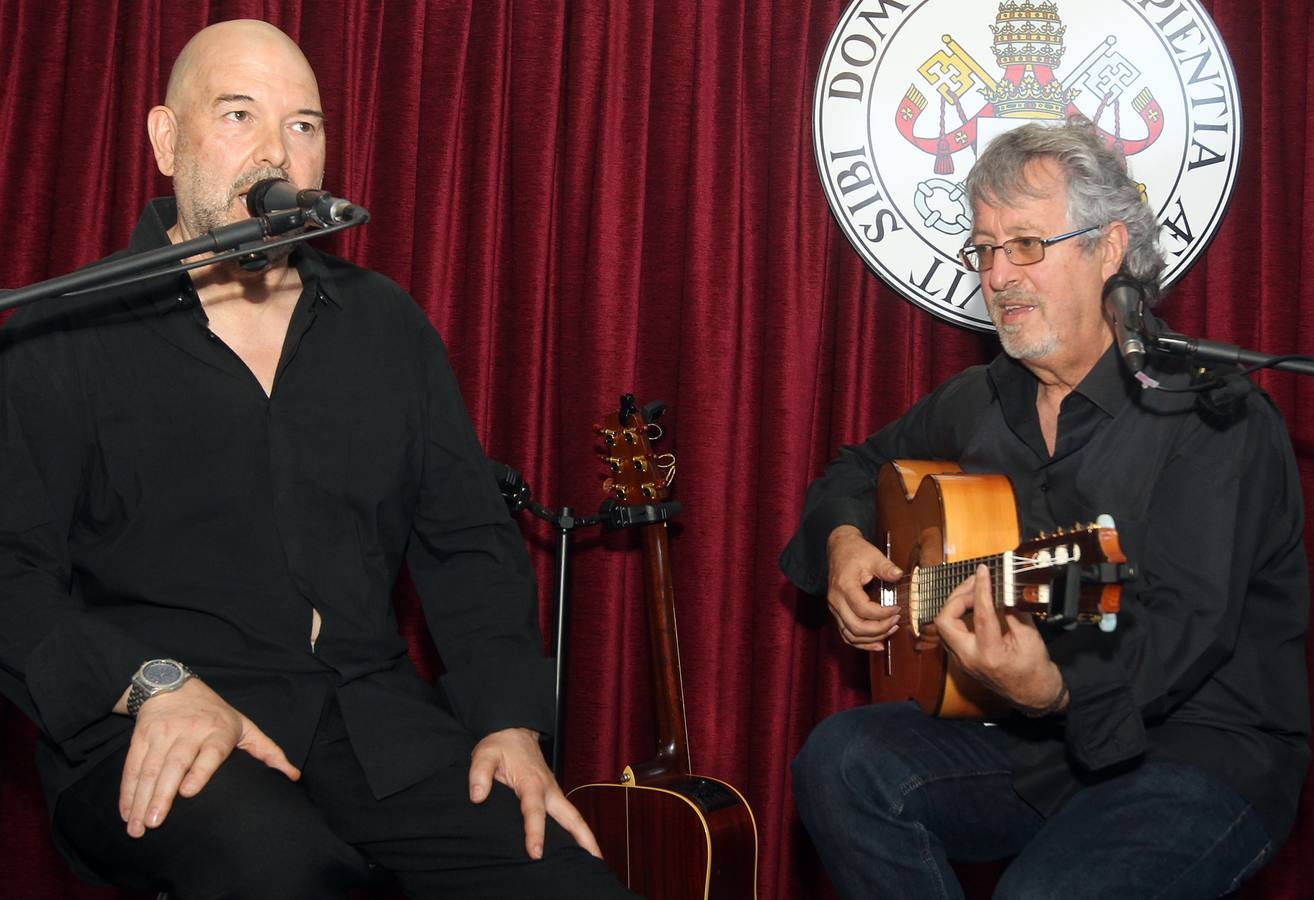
[901,553,1012,626]
[878,524,1118,635]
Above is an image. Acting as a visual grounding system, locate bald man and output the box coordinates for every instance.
[0,20,633,899]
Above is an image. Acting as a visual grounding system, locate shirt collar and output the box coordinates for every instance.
[987,343,1132,419]
[135,198,345,309]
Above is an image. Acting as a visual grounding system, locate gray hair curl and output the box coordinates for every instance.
[965,117,1166,305]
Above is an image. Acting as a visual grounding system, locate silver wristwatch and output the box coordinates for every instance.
[127,658,195,717]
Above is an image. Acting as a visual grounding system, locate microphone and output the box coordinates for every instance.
[1102,273,1148,374]
[245,179,363,227]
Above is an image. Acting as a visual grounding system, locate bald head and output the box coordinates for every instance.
[148,19,327,246]
[165,20,318,112]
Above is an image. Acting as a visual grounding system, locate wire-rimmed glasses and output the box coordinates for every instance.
[958,225,1100,273]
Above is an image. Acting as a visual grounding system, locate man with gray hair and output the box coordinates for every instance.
[782,118,1308,897]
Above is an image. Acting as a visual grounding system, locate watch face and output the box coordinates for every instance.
[142,660,183,687]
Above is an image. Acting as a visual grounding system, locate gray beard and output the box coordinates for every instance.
[184,167,296,268]
[998,324,1060,361]
[179,165,290,233]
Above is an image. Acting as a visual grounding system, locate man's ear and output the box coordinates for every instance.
[1101,220,1129,280]
[146,105,179,177]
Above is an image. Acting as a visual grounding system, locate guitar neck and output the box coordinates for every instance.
[632,522,693,781]
[903,551,1013,626]
[595,396,694,784]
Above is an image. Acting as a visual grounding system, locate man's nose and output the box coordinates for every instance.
[252,124,290,171]
[986,247,1023,292]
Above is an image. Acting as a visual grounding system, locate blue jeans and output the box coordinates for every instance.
[792,703,1273,899]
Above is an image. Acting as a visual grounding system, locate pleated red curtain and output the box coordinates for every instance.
[1,2,1310,898]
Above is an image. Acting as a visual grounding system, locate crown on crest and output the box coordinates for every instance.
[990,1,1065,67]
[981,1,1076,119]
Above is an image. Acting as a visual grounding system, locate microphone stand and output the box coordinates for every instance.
[1,207,368,315]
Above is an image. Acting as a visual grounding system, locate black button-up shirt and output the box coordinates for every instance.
[781,346,1310,842]
[0,200,553,807]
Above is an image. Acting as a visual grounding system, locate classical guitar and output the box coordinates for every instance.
[869,460,1135,719]
[568,395,758,899]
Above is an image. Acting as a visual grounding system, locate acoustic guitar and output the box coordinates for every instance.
[869,460,1134,718]
[569,395,758,899]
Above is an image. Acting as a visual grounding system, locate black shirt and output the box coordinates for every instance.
[0,199,554,806]
[780,345,1310,843]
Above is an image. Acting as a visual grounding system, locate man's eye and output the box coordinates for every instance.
[225,110,250,122]
[1011,237,1041,251]
[291,121,317,135]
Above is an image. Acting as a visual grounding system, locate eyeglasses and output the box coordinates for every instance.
[958,225,1100,273]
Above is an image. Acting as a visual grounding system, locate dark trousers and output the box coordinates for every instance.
[792,702,1273,900]
[53,698,635,900]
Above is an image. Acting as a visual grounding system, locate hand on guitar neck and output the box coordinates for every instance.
[936,564,1069,716]
[825,525,904,652]
[829,524,1070,716]
[854,461,1127,718]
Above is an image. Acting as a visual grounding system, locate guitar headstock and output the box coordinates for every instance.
[1007,515,1135,631]
[594,394,673,507]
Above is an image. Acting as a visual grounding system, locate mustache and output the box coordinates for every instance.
[228,167,291,203]
[991,288,1040,307]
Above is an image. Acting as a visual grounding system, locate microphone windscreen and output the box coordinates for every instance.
[245,179,299,217]
[1102,273,1145,331]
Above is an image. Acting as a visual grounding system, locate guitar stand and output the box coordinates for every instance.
[494,461,603,779]
[491,427,683,778]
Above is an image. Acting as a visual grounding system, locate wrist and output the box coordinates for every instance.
[826,524,863,553]
[1020,676,1069,718]
[126,659,196,717]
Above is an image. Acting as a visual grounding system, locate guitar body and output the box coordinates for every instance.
[871,460,1020,718]
[569,773,758,899]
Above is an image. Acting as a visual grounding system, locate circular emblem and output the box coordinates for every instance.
[813,0,1242,331]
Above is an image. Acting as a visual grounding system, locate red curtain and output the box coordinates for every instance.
[1,1,1310,898]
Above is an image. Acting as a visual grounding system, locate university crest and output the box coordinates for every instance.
[814,0,1241,330]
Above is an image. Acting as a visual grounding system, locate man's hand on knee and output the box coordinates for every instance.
[468,727,602,861]
[116,679,301,838]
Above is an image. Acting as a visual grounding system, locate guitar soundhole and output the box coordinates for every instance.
[669,777,740,813]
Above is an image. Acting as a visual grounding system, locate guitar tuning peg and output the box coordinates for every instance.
[1038,530,1048,540]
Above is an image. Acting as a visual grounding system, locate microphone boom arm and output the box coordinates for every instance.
[1150,330,1314,377]
[0,207,368,316]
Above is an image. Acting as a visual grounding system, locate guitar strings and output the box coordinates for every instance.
[902,553,1027,625]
